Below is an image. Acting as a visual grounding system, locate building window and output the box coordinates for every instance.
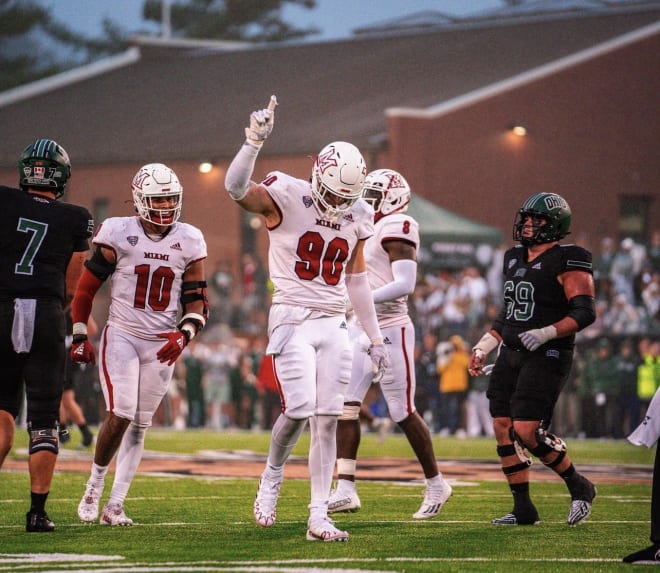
[618,195,651,242]
[94,198,110,225]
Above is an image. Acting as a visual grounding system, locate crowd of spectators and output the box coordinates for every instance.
[69,232,660,439]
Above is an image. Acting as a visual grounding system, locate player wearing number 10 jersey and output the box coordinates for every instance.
[224,96,389,542]
[71,163,207,526]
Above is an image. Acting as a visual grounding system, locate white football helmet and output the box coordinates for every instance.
[362,168,411,221]
[131,163,182,226]
[310,141,366,221]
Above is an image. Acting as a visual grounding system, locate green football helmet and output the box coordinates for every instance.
[18,138,71,198]
[513,192,571,245]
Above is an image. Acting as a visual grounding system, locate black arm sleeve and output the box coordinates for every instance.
[567,294,596,331]
[84,246,116,281]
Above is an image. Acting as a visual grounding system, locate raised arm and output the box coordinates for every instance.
[224,95,280,225]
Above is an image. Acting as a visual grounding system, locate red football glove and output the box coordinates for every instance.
[70,335,96,364]
[156,331,188,366]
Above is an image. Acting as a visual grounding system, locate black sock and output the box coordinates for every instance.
[510,482,533,511]
[560,463,577,483]
[30,492,48,514]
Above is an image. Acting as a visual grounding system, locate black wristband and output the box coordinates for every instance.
[179,327,192,344]
[72,334,88,344]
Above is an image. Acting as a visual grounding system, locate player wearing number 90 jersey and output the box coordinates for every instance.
[224,96,389,542]
[264,171,374,311]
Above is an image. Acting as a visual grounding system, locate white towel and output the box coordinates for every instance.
[11,298,37,354]
[628,386,660,448]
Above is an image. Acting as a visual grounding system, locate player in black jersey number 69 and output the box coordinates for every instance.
[468,192,597,527]
[0,139,94,532]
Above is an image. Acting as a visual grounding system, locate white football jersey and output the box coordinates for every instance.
[93,217,207,339]
[364,212,419,327]
[262,171,374,313]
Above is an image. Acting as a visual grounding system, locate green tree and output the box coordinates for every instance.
[0,0,317,93]
[0,0,129,92]
[142,0,318,42]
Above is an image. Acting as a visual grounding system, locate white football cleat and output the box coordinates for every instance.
[328,486,361,514]
[413,478,453,520]
[567,475,596,526]
[78,483,102,523]
[254,476,281,527]
[100,503,133,526]
[306,516,349,542]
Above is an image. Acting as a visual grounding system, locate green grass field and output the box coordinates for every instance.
[0,429,655,573]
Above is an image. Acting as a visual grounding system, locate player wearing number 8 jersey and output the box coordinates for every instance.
[224,96,389,542]
[72,163,208,526]
[469,192,597,527]
[329,169,452,520]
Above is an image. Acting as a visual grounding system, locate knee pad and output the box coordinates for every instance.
[529,427,567,467]
[28,422,59,455]
[125,422,148,446]
[507,427,533,466]
[496,443,532,475]
[338,404,360,421]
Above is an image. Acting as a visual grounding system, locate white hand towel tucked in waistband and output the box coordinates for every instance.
[628,387,660,448]
[12,298,37,354]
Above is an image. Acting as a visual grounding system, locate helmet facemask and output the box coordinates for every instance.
[513,192,571,245]
[131,164,183,227]
[362,169,411,222]
[18,138,71,198]
[310,141,366,222]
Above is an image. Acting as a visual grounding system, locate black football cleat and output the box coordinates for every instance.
[26,511,55,532]
[623,544,660,563]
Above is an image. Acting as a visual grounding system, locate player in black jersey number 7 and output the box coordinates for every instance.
[0,139,94,532]
[468,192,597,527]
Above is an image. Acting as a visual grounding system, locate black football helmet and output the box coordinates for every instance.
[18,138,71,198]
[513,192,571,245]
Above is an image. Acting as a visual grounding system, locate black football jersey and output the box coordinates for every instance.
[498,243,593,351]
[0,185,93,303]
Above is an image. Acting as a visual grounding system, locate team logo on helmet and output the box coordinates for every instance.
[310,141,366,222]
[315,148,339,174]
[513,192,571,245]
[544,194,568,210]
[131,163,183,227]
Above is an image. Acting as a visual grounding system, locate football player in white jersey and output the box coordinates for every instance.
[224,96,389,542]
[71,163,208,526]
[328,169,453,520]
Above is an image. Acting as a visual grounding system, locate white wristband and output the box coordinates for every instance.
[472,332,499,359]
[72,322,88,336]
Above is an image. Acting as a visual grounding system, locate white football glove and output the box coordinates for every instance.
[245,95,277,144]
[518,325,557,351]
[369,343,390,384]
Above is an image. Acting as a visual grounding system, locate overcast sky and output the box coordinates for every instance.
[37,0,503,40]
